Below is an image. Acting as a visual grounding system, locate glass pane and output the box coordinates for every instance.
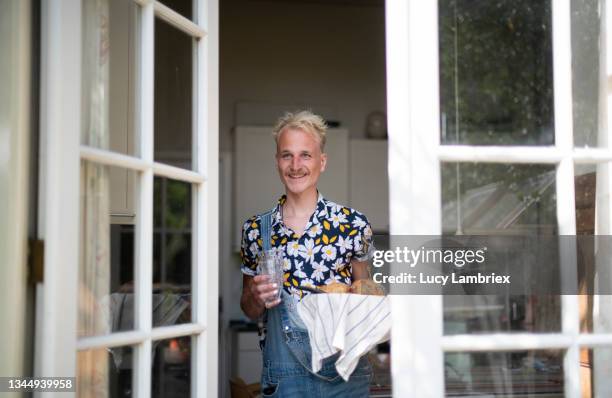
[77,346,133,397]
[439,0,554,145]
[82,0,137,156]
[572,0,603,148]
[152,337,191,398]
[441,163,557,235]
[157,0,193,22]
[79,163,137,338]
[441,163,560,334]
[575,164,612,334]
[445,350,564,396]
[153,177,192,327]
[154,18,193,170]
[581,348,612,396]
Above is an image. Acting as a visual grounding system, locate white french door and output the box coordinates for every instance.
[36,0,218,396]
[387,0,612,397]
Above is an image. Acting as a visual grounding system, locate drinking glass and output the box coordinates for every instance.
[257,249,284,303]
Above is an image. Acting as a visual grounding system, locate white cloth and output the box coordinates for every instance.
[297,293,391,381]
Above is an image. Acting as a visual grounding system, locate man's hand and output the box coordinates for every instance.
[240,274,282,320]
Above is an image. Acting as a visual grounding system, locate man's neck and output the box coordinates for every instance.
[283,189,318,217]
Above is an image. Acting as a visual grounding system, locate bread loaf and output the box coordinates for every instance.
[318,282,351,294]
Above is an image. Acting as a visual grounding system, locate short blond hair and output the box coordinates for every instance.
[273,110,327,152]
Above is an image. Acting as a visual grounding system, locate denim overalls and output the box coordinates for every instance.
[258,210,372,397]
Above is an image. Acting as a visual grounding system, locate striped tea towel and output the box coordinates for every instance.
[297,293,391,381]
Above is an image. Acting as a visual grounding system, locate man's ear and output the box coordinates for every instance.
[320,153,327,172]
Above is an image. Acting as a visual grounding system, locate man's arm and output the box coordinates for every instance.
[351,260,371,281]
[240,274,281,320]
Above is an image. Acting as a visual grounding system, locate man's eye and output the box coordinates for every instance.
[302,154,311,159]
[282,154,292,160]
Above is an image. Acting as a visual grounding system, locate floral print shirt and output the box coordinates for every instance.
[240,193,375,300]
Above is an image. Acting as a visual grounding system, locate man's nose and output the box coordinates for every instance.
[291,157,301,170]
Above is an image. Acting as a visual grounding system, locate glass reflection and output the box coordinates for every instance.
[574,164,612,334]
[152,337,191,398]
[77,346,133,397]
[439,0,554,145]
[153,177,192,327]
[441,163,557,235]
[441,163,560,334]
[445,350,564,396]
[79,163,137,338]
[154,18,193,169]
[571,0,602,148]
[83,0,138,156]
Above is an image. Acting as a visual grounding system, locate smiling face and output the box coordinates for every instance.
[276,128,327,196]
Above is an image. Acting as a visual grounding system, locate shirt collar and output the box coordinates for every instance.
[272,191,328,227]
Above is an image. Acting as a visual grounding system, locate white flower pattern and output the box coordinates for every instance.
[335,235,353,255]
[298,238,320,263]
[321,244,337,261]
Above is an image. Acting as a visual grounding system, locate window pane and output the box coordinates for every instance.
[153,177,192,326]
[439,0,554,145]
[82,0,138,156]
[77,346,133,397]
[575,164,612,334]
[445,350,564,396]
[154,18,193,170]
[572,0,603,148]
[441,163,560,334]
[441,163,557,235]
[79,162,137,338]
[152,337,191,398]
[158,0,193,22]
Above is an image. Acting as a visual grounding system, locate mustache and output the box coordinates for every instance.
[287,168,307,175]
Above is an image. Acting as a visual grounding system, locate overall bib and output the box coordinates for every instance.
[258,210,372,398]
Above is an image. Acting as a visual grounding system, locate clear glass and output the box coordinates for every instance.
[572,0,603,148]
[439,0,554,145]
[77,346,133,397]
[445,350,564,396]
[152,337,191,398]
[82,0,137,156]
[441,163,560,334]
[154,18,193,169]
[79,162,137,338]
[153,177,192,327]
[441,163,557,235]
[581,348,612,395]
[257,249,284,302]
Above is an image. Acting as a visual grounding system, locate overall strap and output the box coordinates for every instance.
[257,207,276,351]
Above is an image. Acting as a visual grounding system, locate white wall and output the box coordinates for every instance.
[219,0,386,151]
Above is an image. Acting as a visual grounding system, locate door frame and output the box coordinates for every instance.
[385,0,612,397]
[35,1,219,397]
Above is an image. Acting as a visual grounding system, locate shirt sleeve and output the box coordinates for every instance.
[240,217,262,276]
[352,213,375,262]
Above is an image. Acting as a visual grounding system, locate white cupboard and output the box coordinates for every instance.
[349,139,389,232]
